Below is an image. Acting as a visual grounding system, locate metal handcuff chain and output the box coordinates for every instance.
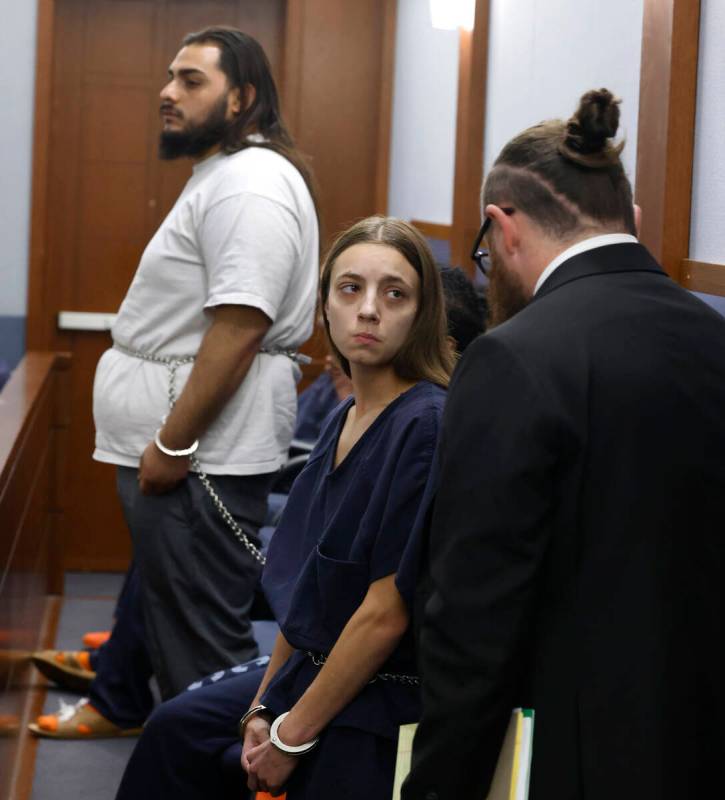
[120,343,306,566]
[308,651,420,686]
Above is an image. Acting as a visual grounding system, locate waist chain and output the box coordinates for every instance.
[113,341,310,565]
[307,651,420,686]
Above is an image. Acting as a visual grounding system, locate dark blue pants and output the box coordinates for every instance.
[89,561,154,728]
[115,659,267,800]
[115,659,397,800]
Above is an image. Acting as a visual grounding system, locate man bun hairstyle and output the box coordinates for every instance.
[483,88,635,237]
[559,88,624,166]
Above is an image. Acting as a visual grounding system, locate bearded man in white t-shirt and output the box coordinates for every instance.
[90,28,318,705]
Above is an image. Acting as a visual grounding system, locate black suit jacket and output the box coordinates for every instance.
[403,244,725,800]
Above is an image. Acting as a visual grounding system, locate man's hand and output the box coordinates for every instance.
[135,305,270,498]
[138,440,190,495]
[245,737,299,796]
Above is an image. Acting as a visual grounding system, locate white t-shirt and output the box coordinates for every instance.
[92,145,319,475]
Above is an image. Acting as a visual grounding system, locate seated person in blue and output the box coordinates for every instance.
[114,216,455,800]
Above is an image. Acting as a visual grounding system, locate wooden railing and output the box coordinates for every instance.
[681,259,725,297]
[0,351,71,798]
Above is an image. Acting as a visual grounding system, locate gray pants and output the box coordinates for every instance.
[116,466,273,699]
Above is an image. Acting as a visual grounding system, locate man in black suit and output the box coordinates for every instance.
[403,89,725,800]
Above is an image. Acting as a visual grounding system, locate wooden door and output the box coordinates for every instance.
[27,0,396,571]
[35,0,285,570]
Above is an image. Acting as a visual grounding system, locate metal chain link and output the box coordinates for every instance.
[114,342,308,566]
[190,454,266,564]
[307,651,420,686]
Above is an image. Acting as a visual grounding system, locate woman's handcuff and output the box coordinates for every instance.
[238,704,271,739]
[238,705,319,755]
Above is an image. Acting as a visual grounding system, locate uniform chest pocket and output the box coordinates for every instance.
[315,545,370,640]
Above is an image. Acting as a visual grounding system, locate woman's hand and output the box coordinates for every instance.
[245,738,299,796]
[241,715,272,789]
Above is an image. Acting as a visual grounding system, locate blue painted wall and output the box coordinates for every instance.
[0,315,25,387]
[693,291,725,318]
[0,1,37,382]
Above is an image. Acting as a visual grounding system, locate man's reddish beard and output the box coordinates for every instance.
[486,241,530,328]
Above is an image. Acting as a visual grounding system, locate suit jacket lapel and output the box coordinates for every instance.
[534,243,667,300]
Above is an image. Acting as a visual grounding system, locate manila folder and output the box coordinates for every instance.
[392,708,534,800]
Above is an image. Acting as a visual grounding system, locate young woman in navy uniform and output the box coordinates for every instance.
[115,216,455,800]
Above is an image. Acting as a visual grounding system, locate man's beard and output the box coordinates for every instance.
[159,94,231,160]
[486,244,530,328]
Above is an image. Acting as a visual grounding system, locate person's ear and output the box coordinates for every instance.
[242,83,256,111]
[484,204,519,254]
[633,203,642,237]
[227,84,255,117]
[445,335,458,358]
[227,86,242,116]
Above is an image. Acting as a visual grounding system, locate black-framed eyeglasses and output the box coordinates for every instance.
[470,207,515,276]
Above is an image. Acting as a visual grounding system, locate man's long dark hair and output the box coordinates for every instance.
[182,26,318,212]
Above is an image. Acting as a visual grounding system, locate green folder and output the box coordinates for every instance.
[392,708,534,800]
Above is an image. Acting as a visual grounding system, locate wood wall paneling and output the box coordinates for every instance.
[0,354,70,798]
[411,220,453,242]
[682,259,725,297]
[281,0,305,133]
[374,0,398,215]
[283,0,398,383]
[450,0,490,274]
[635,0,701,282]
[283,0,394,245]
[63,334,129,571]
[1,597,61,800]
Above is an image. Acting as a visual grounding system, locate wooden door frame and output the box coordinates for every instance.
[407,1,491,267]
[450,0,490,273]
[634,0,707,289]
[28,0,400,350]
[283,0,397,219]
[635,0,725,299]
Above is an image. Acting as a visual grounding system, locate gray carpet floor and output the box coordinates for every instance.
[30,572,279,800]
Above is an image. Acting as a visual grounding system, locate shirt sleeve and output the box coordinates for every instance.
[358,403,441,587]
[199,192,301,321]
[394,447,439,611]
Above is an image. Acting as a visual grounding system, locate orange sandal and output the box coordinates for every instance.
[82,630,111,649]
[28,698,143,739]
[31,650,96,693]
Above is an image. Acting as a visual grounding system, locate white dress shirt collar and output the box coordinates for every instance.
[533,233,638,295]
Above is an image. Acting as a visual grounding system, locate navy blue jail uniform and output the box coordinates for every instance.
[115,380,445,800]
[88,560,154,727]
